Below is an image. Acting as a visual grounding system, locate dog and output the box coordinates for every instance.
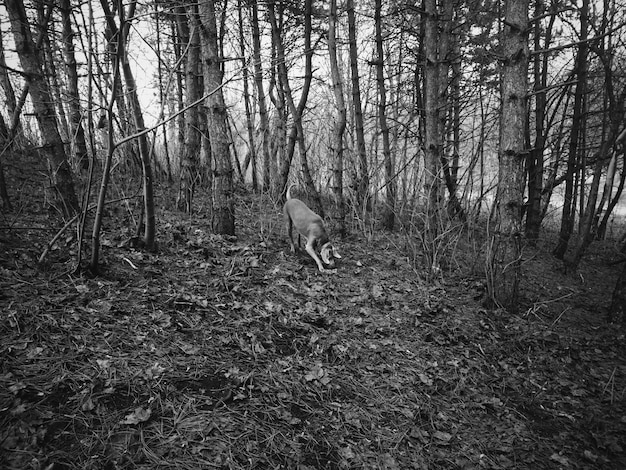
[283,184,341,272]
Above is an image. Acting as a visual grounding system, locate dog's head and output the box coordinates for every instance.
[320,242,342,267]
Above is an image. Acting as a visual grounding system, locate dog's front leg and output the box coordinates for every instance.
[305,241,332,273]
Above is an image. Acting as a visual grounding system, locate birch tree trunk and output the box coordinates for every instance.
[199,0,235,235]
[488,0,529,310]
[5,0,79,217]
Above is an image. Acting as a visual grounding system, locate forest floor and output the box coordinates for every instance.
[1,162,626,469]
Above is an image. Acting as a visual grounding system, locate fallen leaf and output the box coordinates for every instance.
[121,406,152,425]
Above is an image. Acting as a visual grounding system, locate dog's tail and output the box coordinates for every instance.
[286,183,296,201]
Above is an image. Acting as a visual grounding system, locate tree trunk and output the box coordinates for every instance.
[437,0,465,222]
[423,0,441,241]
[5,0,79,217]
[598,139,626,239]
[488,0,529,310]
[271,0,315,205]
[199,0,235,235]
[0,28,23,141]
[101,0,156,249]
[347,0,369,212]
[609,242,626,327]
[375,0,394,230]
[553,0,589,259]
[237,0,257,190]
[525,0,555,243]
[328,0,346,236]
[250,1,272,192]
[177,4,202,213]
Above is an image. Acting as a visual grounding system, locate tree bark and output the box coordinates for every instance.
[199,0,235,235]
[488,0,529,310]
[423,0,441,241]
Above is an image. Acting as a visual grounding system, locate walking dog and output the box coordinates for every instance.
[283,184,341,272]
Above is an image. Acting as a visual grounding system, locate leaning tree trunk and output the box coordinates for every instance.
[488,0,529,310]
[375,0,395,231]
[199,0,235,235]
[5,0,79,217]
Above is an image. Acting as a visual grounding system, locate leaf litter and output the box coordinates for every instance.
[1,191,625,469]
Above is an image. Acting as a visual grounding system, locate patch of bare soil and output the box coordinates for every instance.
[1,188,625,470]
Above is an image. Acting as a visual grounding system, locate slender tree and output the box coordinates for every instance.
[375,0,394,230]
[328,0,346,236]
[177,4,202,213]
[347,0,369,211]
[553,0,589,259]
[101,0,156,249]
[250,1,272,192]
[237,0,258,190]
